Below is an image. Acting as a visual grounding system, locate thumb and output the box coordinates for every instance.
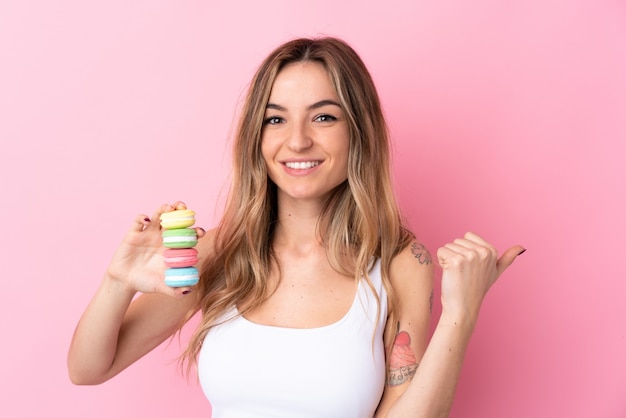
[496,245,526,277]
[154,281,195,299]
[153,281,180,298]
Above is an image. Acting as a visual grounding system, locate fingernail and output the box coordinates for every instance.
[518,248,527,256]
[182,289,192,295]
[144,217,150,222]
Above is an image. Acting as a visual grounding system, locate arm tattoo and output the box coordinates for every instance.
[411,242,432,265]
[387,325,418,386]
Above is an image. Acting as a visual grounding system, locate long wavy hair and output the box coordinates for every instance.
[182,36,413,372]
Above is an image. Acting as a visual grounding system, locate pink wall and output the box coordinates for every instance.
[1,0,625,417]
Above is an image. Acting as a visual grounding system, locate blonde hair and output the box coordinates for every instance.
[182,37,413,372]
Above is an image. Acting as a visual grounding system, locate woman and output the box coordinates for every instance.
[68,37,524,417]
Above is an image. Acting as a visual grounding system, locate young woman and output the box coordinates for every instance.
[68,37,524,417]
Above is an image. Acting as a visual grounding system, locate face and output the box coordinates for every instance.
[261,61,350,205]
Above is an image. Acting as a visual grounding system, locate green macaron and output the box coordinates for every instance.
[162,228,198,248]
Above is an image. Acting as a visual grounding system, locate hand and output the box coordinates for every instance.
[437,232,525,325]
[106,201,205,297]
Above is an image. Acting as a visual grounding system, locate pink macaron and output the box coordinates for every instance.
[163,248,199,268]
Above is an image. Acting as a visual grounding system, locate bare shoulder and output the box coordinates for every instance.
[389,240,434,304]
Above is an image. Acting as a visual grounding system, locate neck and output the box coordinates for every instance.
[272,195,328,253]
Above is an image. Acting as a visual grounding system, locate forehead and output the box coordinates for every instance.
[268,61,338,103]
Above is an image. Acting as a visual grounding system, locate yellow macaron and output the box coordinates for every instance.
[159,209,195,230]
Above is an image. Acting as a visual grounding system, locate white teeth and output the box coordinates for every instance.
[285,161,320,169]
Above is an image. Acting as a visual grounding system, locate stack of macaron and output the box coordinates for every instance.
[160,209,199,288]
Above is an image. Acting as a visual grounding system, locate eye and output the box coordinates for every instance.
[314,114,337,122]
[263,116,284,125]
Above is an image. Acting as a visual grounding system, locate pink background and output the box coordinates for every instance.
[1,0,625,417]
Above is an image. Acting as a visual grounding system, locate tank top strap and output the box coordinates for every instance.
[350,257,387,333]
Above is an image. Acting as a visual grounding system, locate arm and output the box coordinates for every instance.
[376,233,524,418]
[375,241,434,417]
[67,202,211,385]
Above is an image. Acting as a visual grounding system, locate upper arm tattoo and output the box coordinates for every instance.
[410,242,432,265]
[386,324,419,386]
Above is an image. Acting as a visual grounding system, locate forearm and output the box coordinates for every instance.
[67,274,136,384]
[384,312,476,418]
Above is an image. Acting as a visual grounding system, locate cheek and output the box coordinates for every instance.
[260,137,279,181]
[337,135,350,170]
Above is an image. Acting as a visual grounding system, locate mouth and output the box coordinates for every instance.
[283,161,321,170]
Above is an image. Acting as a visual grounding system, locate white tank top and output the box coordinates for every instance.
[198,260,387,418]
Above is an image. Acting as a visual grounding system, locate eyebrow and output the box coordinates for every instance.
[265,99,342,112]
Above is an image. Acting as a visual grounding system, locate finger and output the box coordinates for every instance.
[152,281,179,297]
[445,242,473,255]
[452,238,474,249]
[452,237,486,251]
[453,237,497,260]
[147,203,175,228]
[152,280,195,299]
[437,244,465,269]
[496,245,526,277]
[446,240,495,259]
[178,287,194,296]
[130,214,152,232]
[463,232,491,246]
[172,201,187,210]
[195,227,206,238]
[165,285,194,298]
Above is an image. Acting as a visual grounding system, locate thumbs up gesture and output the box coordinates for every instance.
[437,232,525,325]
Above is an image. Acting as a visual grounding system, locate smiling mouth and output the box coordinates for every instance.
[284,161,321,169]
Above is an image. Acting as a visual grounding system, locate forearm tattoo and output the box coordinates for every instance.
[411,242,432,265]
[387,325,418,386]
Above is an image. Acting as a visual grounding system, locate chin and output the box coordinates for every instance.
[278,187,330,202]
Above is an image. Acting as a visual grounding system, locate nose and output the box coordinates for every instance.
[286,121,313,152]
